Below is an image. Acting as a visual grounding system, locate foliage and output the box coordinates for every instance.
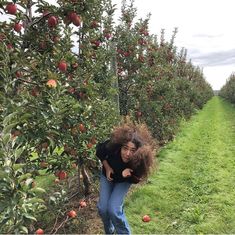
[219,73,235,104]
[0,0,214,233]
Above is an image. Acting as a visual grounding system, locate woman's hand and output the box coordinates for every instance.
[106,167,114,181]
[122,168,133,178]
[102,160,114,181]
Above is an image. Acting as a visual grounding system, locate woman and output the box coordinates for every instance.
[96,122,156,234]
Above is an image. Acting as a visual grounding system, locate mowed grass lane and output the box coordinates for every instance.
[126,96,235,234]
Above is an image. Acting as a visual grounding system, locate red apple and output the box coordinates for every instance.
[48,16,58,28]
[68,12,77,22]
[142,215,151,222]
[58,171,67,180]
[68,210,77,218]
[58,61,67,72]
[79,123,86,133]
[79,200,87,208]
[72,15,81,26]
[86,142,93,149]
[6,3,17,15]
[35,228,44,234]
[46,79,57,88]
[14,23,22,32]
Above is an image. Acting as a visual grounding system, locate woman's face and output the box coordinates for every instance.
[121,141,137,163]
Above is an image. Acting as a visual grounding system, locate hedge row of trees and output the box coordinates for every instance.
[0,0,213,233]
[219,73,235,104]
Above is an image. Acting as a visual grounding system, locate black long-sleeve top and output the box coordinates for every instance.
[96,140,140,184]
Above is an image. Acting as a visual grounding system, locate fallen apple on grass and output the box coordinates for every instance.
[79,200,87,208]
[142,214,151,222]
[67,210,77,218]
[35,228,44,234]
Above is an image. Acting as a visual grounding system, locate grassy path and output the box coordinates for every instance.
[126,96,235,234]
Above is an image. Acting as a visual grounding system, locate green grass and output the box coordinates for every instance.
[126,96,235,234]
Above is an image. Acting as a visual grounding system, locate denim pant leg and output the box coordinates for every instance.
[108,181,132,235]
[97,174,115,234]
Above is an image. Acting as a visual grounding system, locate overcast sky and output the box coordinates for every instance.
[112,0,235,90]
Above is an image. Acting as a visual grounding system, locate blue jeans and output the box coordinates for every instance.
[97,173,132,234]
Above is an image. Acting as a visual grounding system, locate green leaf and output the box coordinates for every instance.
[2,122,18,135]
[15,147,25,159]
[19,225,28,234]
[20,113,32,122]
[22,213,37,221]
[0,170,8,178]
[0,70,7,79]
[12,163,25,171]
[3,112,18,126]
[0,149,4,158]
[27,197,44,204]
[29,187,46,194]
[2,133,11,146]
[18,173,32,182]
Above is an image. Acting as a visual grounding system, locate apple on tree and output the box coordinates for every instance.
[5,3,17,15]
[14,23,22,32]
[58,170,67,180]
[58,60,68,72]
[79,123,86,133]
[68,12,78,22]
[72,15,81,26]
[47,16,58,28]
[46,79,57,88]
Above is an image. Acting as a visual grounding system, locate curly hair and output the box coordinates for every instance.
[107,121,158,180]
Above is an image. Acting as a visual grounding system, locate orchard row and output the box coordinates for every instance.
[0,0,213,233]
[219,73,235,104]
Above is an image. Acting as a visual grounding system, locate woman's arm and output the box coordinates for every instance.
[96,139,110,161]
[102,159,114,181]
[122,168,141,184]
